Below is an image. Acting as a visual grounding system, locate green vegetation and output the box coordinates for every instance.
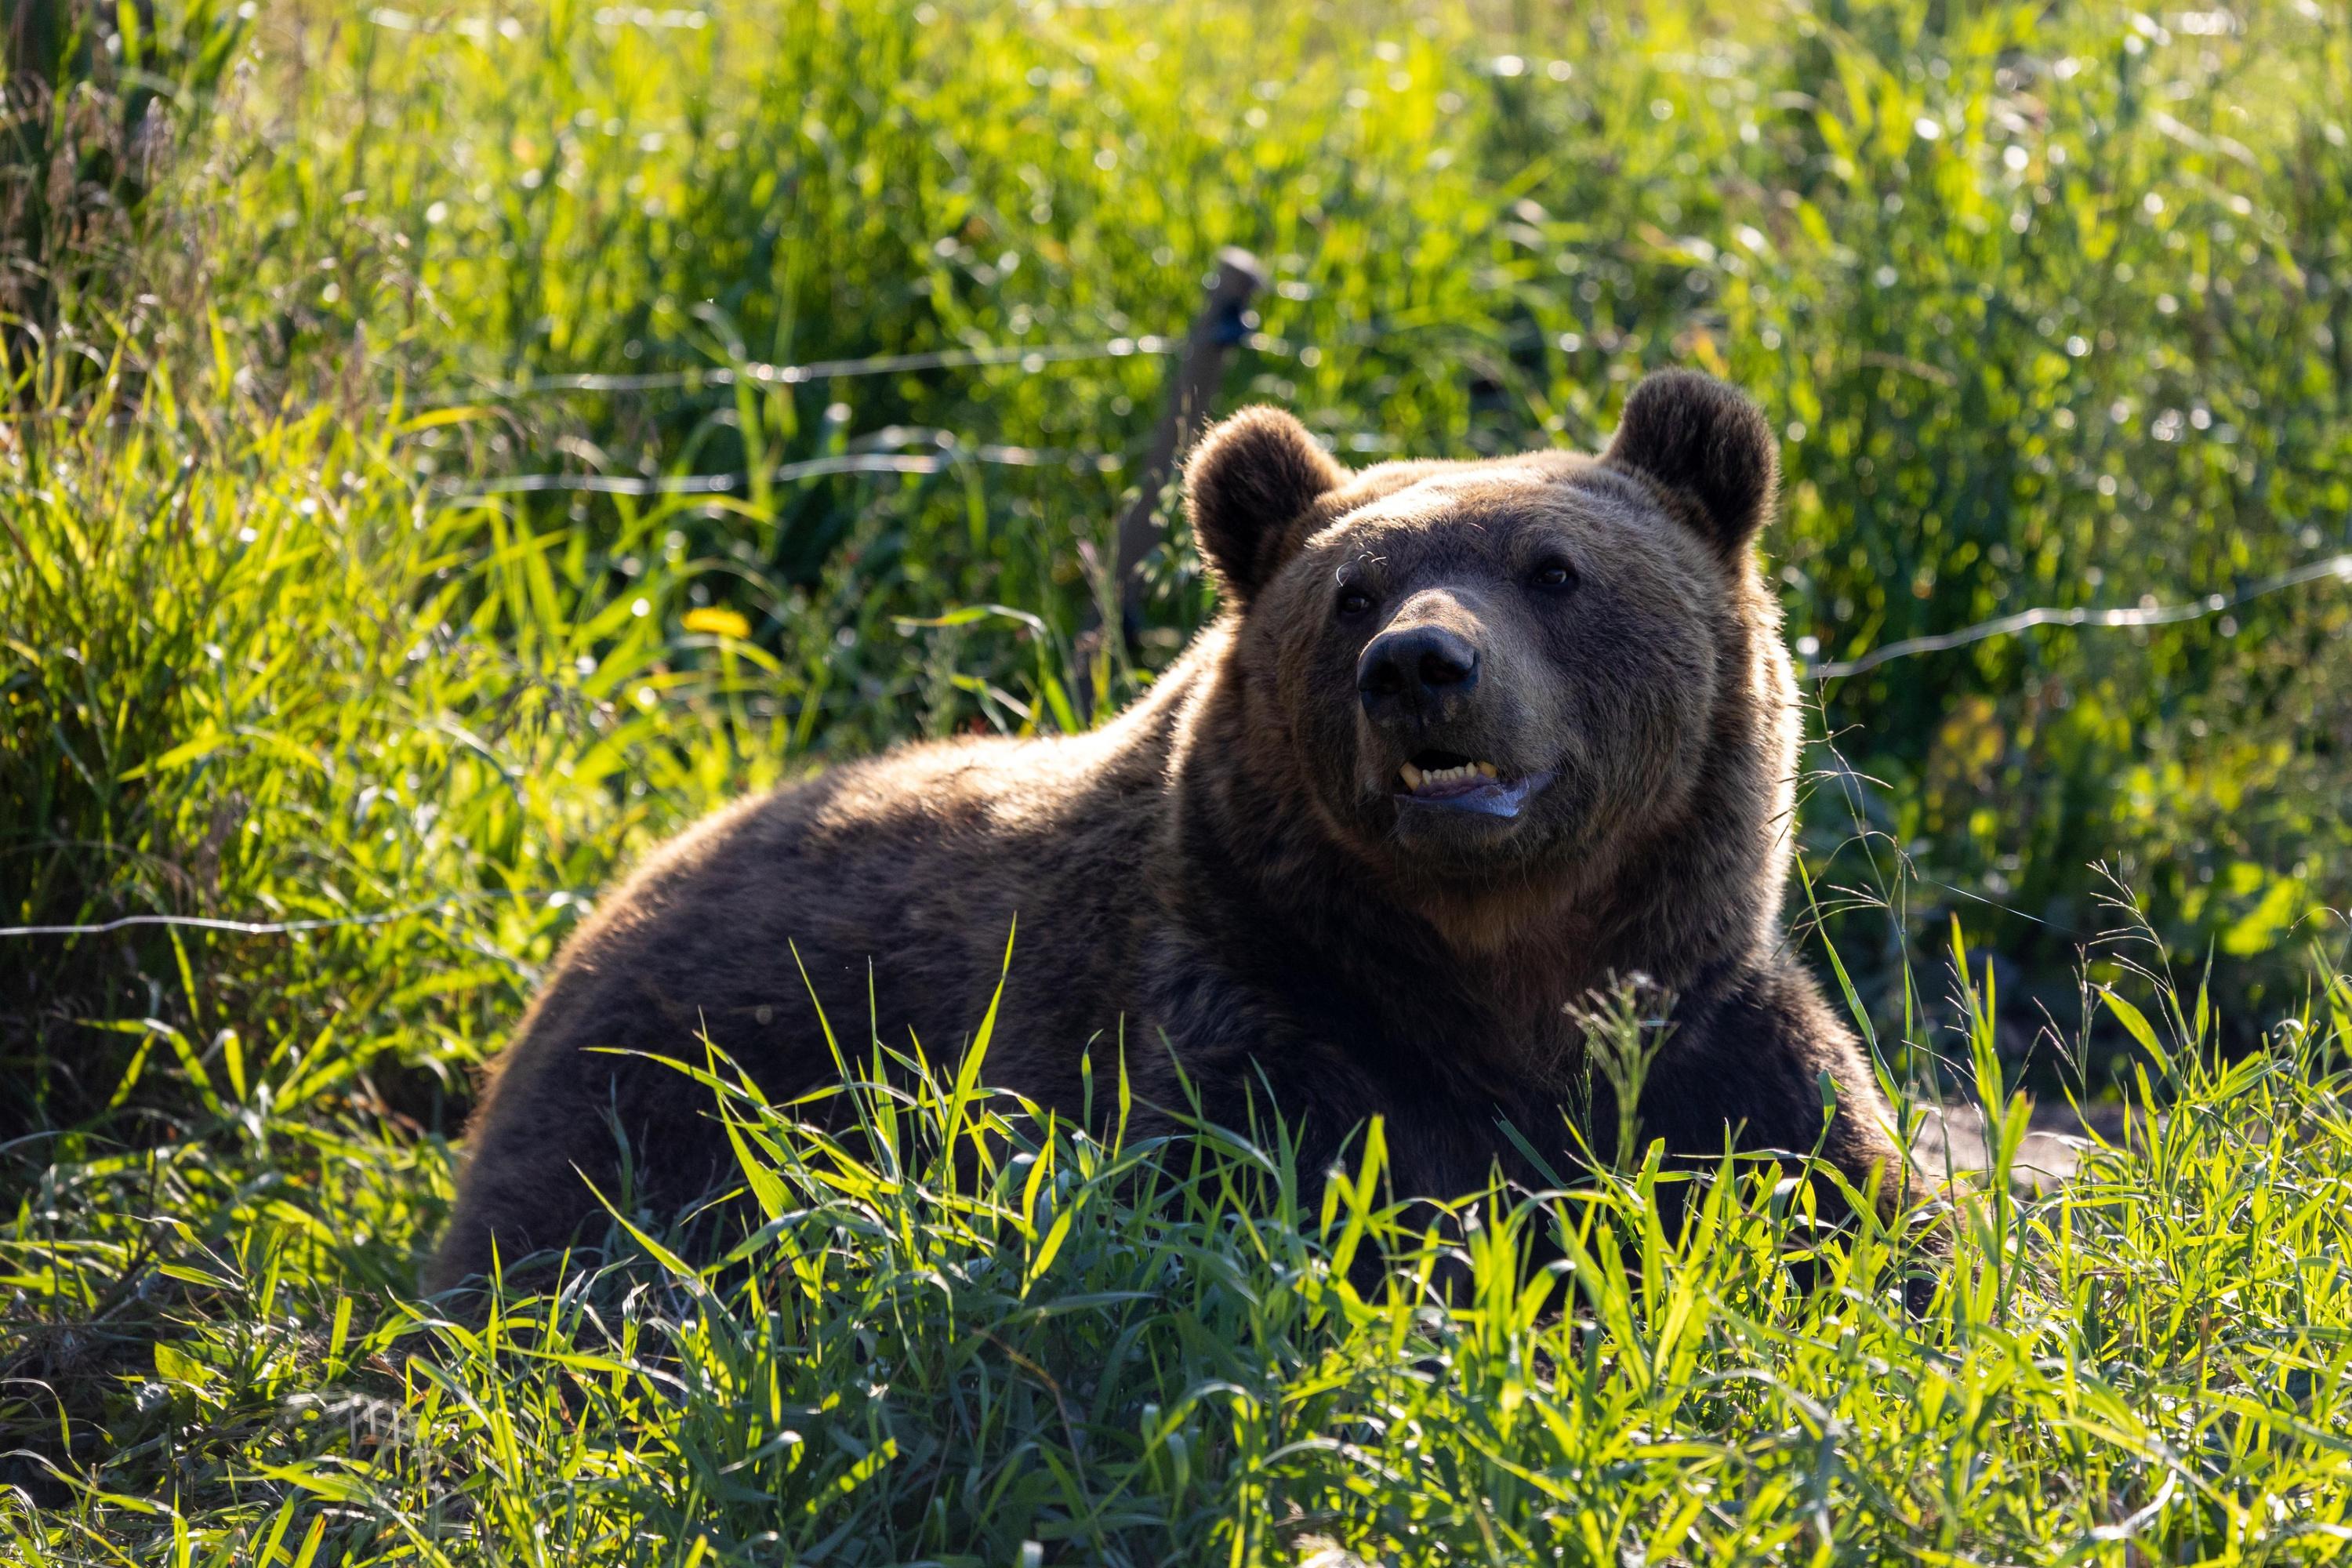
[24,957,2352,1564]
[5,0,2351,1560]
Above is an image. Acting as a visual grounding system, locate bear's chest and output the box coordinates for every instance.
[1272,964,1599,1138]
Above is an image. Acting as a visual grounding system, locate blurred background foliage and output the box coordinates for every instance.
[5,0,2352,1143]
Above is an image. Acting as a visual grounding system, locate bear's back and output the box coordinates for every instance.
[423,656,1210,1291]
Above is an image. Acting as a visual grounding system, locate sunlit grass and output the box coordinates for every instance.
[7,938,2352,1562]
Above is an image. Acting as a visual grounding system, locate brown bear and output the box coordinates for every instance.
[424,369,1906,1294]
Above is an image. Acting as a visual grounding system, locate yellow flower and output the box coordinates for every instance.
[681,607,751,641]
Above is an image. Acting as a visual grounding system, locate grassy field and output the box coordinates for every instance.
[5,0,2352,1560]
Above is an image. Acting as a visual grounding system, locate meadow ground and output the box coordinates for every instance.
[4,0,2352,1561]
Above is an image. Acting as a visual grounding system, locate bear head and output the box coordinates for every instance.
[1183,369,1791,904]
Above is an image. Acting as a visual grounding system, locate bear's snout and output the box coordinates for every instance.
[1357,623,1481,724]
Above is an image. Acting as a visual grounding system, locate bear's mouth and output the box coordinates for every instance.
[1393,750,1553,819]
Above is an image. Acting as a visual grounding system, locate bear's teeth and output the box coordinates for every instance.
[1401,760,1505,793]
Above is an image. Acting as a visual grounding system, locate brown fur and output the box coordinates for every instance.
[424,370,1905,1294]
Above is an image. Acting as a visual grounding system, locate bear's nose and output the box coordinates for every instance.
[1358,625,1480,719]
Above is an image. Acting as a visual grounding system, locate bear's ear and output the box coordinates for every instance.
[1602,369,1778,558]
[1185,407,1347,602]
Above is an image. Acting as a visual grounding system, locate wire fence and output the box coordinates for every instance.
[1803,550,2352,681]
[426,329,1316,497]
[434,323,2352,681]
[11,328,2349,948]
[0,892,598,942]
[445,440,1103,500]
[440,335,1183,402]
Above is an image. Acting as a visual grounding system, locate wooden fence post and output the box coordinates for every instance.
[1102,246,1267,645]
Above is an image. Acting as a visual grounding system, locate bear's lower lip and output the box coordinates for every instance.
[1393,770,1554,819]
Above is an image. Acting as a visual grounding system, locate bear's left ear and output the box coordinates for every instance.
[1185,407,1348,603]
[1602,369,1778,559]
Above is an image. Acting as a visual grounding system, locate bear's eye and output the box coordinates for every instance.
[1529,559,1579,592]
[1335,586,1374,618]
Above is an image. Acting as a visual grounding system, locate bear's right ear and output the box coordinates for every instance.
[1185,407,1347,603]
[1602,369,1778,559]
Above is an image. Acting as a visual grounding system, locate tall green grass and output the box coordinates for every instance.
[8,927,2352,1561]
[5,0,2352,1559]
